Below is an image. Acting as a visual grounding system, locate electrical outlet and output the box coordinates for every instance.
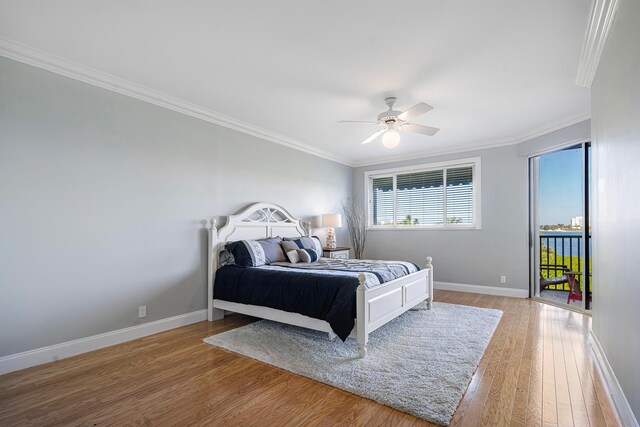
[138,305,147,318]
[500,275,507,284]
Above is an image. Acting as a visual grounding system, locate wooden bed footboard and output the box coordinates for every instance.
[356,257,433,357]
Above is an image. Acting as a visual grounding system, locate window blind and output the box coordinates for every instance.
[371,176,394,226]
[368,160,478,228]
[396,170,443,225]
[446,167,474,224]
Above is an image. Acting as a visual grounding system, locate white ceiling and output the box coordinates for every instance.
[0,1,591,166]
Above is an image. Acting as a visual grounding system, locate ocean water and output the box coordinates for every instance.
[539,231,591,258]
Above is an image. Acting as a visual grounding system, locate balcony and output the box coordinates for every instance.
[539,233,592,307]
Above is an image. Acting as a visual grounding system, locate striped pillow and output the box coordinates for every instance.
[224,240,267,267]
[282,239,320,263]
[285,248,319,264]
[283,236,323,254]
[224,237,288,267]
[297,248,319,263]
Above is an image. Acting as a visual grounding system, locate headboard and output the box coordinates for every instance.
[207,202,310,320]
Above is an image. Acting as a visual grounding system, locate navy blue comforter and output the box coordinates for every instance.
[213,265,359,341]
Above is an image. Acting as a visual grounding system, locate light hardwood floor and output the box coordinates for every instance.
[0,290,622,426]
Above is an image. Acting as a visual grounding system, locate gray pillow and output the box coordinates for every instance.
[256,237,287,264]
[281,240,300,254]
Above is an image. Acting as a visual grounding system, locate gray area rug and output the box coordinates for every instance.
[203,302,502,425]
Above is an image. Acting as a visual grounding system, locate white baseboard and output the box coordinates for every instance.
[0,309,207,376]
[434,281,529,298]
[589,331,639,427]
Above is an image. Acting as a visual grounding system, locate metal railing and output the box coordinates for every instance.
[539,233,591,291]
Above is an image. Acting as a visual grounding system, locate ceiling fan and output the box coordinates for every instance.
[339,97,440,148]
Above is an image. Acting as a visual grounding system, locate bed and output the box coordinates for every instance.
[207,202,433,357]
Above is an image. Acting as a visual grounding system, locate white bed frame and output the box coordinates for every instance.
[207,202,433,357]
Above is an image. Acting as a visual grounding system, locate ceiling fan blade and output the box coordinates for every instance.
[361,129,385,144]
[338,120,379,124]
[397,102,433,121]
[402,123,440,136]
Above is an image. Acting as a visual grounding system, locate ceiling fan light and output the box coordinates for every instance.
[382,129,400,148]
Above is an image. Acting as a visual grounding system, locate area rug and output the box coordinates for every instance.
[203,302,502,425]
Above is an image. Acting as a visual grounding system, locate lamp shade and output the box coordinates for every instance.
[322,213,342,228]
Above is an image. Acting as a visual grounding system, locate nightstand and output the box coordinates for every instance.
[322,247,350,259]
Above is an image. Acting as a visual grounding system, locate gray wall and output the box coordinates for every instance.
[516,119,590,157]
[0,57,352,357]
[353,145,529,290]
[591,0,640,419]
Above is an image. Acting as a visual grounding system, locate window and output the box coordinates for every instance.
[366,157,481,229]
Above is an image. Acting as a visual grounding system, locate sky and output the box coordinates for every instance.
[539,146,584,225]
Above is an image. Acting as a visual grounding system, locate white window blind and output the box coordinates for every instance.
[367,158,479,229]
[396,170,443,226]
[446,167,474,224]
[371,176,394,226]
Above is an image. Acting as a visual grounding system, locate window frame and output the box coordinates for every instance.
[364,157,482,230]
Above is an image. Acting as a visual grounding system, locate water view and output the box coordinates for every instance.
[539,231,590,258]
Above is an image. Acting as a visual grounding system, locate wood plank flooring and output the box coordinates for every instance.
[0,291,623,426]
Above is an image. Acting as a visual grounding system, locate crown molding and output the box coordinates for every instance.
[0,37,353,167]
[512,113,591,142]
[0,37,591,169]
[576,0,619,88]
[352,114,591,168]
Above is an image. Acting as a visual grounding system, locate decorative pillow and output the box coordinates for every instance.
[257,237,287,264]
[283,236,323,254]
[285,248,319,264]
[281,239,320,263]
[281,240,300,254]
[285,249,300,264]
[310,236,323,253]
[297,248,319,263]
[225,237,287,267]
[225,240,267,267]
[218,248,235,266]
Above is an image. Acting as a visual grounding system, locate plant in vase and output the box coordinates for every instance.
[342,198,366,259]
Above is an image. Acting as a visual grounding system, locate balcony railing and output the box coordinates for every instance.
[539,233,591,292]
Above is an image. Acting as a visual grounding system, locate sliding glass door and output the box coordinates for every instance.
[529,143,591,311]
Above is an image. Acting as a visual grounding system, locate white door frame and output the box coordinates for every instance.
[528,141,591,312]
[529,157,541,298]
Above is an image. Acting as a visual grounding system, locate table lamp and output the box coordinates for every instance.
[322,213,342,249]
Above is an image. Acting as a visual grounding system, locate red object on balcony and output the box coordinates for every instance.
[566,271,592,304]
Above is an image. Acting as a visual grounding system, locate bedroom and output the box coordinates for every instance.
[1,1,639,426]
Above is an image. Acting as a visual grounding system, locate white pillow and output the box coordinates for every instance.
[286,250,301,264]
